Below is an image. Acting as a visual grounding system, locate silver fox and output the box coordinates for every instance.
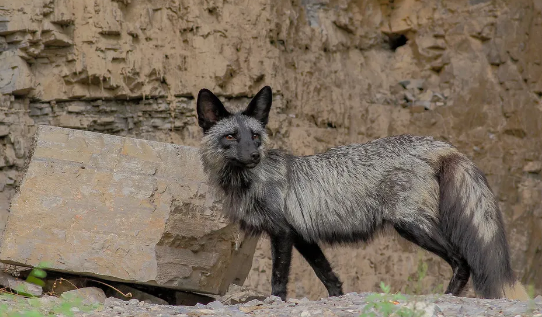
[196,86,529,301]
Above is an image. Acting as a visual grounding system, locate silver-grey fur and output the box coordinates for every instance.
[196,86,528,301]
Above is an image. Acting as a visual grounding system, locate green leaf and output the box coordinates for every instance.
[13,284,37,298]
[25,276,45,288]
[28,268,47,280]
[380,282,391,294]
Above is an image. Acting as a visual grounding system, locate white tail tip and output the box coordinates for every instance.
[503,281,530,301]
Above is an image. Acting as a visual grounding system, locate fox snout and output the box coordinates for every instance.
[232,148,261,168]
[225,136,262,168]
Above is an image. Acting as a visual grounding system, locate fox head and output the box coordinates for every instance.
[196,86,272,171]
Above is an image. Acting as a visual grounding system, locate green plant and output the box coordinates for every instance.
[0,262,101,317]
[25,262,52,288]
[404,251,429,295]
[525,283,537,315]
[404,251,445,296]
[0,292,101,317]
[12,262,52,298]
[360,282,424,317]
[527,283,536,299]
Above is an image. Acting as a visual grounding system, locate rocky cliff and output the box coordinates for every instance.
[1,0,541,299]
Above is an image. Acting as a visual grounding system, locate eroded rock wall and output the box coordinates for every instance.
[1,0,541,299]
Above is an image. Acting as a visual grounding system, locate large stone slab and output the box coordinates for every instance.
[0,125,258,295]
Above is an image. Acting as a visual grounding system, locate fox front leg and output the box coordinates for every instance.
[269,233,293,301]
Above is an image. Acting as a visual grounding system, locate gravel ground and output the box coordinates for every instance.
[6,292,541,317]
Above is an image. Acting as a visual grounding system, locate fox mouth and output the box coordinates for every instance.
[228,159,259,169]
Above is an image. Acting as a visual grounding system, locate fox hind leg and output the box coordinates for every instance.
[446,259,470,295]
[294,235,344,297]
[392,220,470,296]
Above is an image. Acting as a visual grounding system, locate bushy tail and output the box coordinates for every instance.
[438,154,529,300]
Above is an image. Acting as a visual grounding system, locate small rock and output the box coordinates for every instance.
[239,305,265,313]
[287,298,302,304]
[399,79,425,91]
[264,295,283,304]
[410,105,427,113]
[242,299,264,306]
[194,309,215,314]
[0,125,9,137]
[206,300,225,309]
[66,105,87,113]
[4,145,16,166]
[62,287,106,305]
[0,271,42,296]
[431,92,446,102]
[417,90,434,102]
[413,100,432,110]
[430,58,446,72]
[403,302,441,317]
[523,161,542,173]
[219,284,268,305]
[13,138,25,158]
[403,91,415,103]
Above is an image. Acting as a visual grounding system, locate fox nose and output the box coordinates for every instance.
[251,152,260,162]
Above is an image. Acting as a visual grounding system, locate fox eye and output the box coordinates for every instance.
[252,134,260,140]
[224,134,235,141]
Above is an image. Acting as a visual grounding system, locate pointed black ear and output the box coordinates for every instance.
[197,89,230,132]
[242,86,272,126]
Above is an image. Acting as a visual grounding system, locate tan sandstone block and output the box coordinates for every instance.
[0,126,257,295]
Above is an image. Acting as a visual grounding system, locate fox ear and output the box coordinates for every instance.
[197,89,230,132]
[243,86,272,126]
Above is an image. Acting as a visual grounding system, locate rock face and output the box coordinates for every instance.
[0,126,257,295]
[1,0,542,300]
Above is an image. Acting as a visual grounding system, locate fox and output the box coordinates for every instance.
[195,85,529,301]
